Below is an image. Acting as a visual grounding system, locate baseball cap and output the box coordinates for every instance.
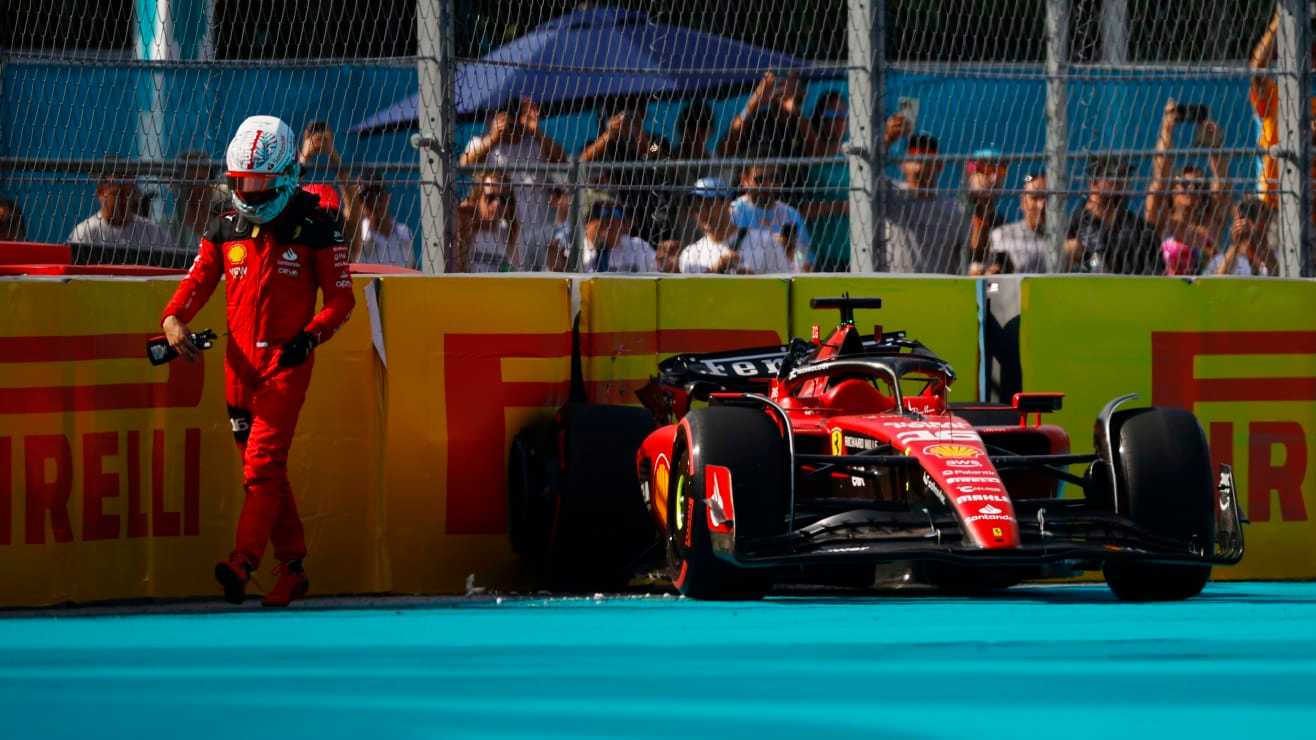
[966,147,1007,174]
[690,176,735,199]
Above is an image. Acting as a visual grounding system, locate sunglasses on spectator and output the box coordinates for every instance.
[482,192,509,204]
[821,109,847,120]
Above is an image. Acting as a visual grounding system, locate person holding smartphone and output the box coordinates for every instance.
[460,97,566,270]
[679,177,790,274]
[1144,98,1232,275]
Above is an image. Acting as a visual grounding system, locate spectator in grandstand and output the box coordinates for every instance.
[1247,6,1316,205]
[965,147,1009,273]
[552,199,657,273]
[876,132,970,274]
[732,163,812,271]
[172,151,229,251]
[543,176,575,271]
[718,71,821,189]
[678,177,791,274]
[349,177,415,268]
[1144,99,1232,276]
[802,91,850,272]
[455,170,519,273]
[670,101,717,188]
[974,172,1051,275]
[298,120,344,213]
[579,97,671,245]
[1063,156,1162,275]
[68,162,174,252]
[656,101,720,267]
[0,198,26,241]
[803,104,917,272]
[460,96,566,269]
[1207,198,1277,276]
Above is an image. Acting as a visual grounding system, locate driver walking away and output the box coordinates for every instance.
[160,115,355,607]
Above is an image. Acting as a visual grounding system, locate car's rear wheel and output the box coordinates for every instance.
[510,404,656,593]
[667,407,786,600]
[1102,408,1214,601]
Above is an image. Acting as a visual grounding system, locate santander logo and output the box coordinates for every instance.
[979,504,1002,515]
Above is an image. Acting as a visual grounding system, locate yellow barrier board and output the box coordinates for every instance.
[1019,276,1316,579]
[790,276,982,401]
[657,276,790,355]
[578,277,659,405]
[0,277,380,604]
[5,273,1310,606]
[377,276,573,594]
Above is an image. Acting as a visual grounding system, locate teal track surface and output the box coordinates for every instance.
[2,582,1314,739]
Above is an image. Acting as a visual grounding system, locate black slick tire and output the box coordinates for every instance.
[546,405,656,593]
[667,406,786,600]
[1102,408,1214,601]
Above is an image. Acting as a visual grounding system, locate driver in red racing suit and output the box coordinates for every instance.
[162,115,354,607]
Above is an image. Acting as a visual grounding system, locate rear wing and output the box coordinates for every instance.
[655,344,790,391]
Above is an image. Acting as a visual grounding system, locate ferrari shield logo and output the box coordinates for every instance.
[830,428,844,456]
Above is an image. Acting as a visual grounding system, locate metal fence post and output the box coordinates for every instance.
[1100,0,1128,64]
[1277,0,1310,278]
[568,157,586,273]
[1044,0,1071,265]
[416,0,453,274]
[847,0,882,273]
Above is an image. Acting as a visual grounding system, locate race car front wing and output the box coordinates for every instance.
[726,467,1244,570]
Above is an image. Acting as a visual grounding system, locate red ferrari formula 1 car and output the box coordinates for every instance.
[508,296,1244,600]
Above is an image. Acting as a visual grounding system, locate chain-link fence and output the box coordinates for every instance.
[1,1,1311,277]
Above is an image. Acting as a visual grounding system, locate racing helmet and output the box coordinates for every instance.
[225,115,300,223]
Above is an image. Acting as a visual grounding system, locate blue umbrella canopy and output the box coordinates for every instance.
[351,6,826,134]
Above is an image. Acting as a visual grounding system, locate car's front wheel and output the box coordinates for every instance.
[1102,407,1214,601]
[666,406,786,600]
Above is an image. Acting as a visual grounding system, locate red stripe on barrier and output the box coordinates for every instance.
[443,332,573,535]
[581,329,781,357]
[0,334,205,413]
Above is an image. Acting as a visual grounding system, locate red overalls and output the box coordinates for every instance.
[162,191,354,568]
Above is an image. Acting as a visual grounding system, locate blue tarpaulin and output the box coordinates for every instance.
[350,6,833,134]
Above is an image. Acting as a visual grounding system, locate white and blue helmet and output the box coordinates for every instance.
[225,115,300,223]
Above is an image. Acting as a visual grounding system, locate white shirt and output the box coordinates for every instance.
[465,223,514,273]
[68,213,175,251]
[357,218,414,268]
[679,228,792,274]
[1205,252,1271,277]
[462,135,556,266]
[729,196,812,249]
[581,235,658,273]
[989,220,1053,273]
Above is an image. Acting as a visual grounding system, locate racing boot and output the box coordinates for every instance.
[214,555,254,605]
[261,560,309,608]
